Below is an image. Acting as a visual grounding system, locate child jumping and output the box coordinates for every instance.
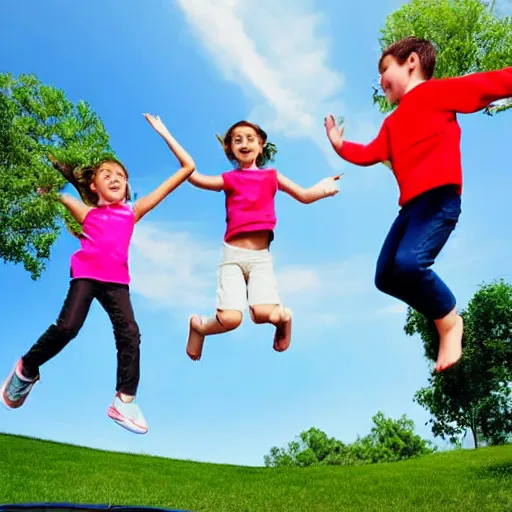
[324,36,512,372]
[186,120,341,361]
[0,114,195,434]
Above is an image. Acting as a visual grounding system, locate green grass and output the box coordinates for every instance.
[0,433,511,512]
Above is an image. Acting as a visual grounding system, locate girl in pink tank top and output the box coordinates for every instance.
[185,120,342,361]
[1,114,195,435]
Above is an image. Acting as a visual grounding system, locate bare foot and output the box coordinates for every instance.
[435,314,463,372]
[272,308,292,352]
[186,315,206,361]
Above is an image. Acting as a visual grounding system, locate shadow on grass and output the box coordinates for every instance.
[473,461,512,479]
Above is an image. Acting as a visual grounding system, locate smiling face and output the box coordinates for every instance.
[230,125,264,168]
[379,54,415,105]
[90,161,128,204]
[378,37,436,105]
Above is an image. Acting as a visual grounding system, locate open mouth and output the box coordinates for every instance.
[109,184,121,192]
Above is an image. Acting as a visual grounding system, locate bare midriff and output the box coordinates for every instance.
[225,230,272,250]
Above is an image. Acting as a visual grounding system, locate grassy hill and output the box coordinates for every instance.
[0,433,511,512]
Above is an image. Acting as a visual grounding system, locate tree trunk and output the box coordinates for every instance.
[471,427,478,449]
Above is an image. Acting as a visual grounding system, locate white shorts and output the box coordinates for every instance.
[216,242,281,312]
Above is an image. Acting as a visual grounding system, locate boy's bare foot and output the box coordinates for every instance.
[271,307,292,352]
[435,313,463,372]
[186,315,206,361]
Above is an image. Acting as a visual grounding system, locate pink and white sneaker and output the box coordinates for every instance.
[1,359,39,409]
[107,393,148,434]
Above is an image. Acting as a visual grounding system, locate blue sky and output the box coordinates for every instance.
[1,0,511,466]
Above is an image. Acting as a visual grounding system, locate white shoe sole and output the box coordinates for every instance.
[108,406,148,435]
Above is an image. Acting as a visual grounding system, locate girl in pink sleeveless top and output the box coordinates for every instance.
[185,120,342,361]
[1,114,195,435]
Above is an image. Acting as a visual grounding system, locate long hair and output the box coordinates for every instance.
[66,158,132,206]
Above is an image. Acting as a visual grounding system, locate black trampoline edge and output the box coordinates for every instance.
[0,504,190,512]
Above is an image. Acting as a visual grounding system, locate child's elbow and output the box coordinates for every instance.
[299,191,314,204]
[183,163,196,176]
[187,171,199,184]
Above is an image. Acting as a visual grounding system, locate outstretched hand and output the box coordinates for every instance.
[36,186,51,196]
[324,114,344,149]
[317,174,343,198]
[144,113,170,137]
[36,181,61,200]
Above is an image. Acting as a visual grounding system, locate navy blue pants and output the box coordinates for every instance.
[375,185,461,320]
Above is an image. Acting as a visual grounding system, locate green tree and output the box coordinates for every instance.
[0,72,116,279]
[264,412,434,467]
[264,427,348,468]
[375,0,512,115]
[406,279,512,448]
[359,411,436,463]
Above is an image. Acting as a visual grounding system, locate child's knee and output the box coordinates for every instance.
[394,250,422,279]
[53,321,81,341]
[375,267,394,294]
[250,305,280,324]
[250,307,266,324]
[114,320,141,349]
[217,310,243,331]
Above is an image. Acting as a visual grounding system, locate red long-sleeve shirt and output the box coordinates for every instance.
[338,67,512,206]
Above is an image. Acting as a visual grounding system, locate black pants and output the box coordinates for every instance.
[22,278,141,395]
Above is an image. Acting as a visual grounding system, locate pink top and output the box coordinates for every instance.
[70,202,135,284]
[222,167,278,241]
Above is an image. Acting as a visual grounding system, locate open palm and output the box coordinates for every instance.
[324,114,344,148]
[144,113,169,137]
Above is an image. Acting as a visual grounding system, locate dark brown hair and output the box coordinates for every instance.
[379,36,437,79]
[222,120,268,167]
[76,158,131,205]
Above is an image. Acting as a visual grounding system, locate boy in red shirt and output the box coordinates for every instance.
[325,36,512,372]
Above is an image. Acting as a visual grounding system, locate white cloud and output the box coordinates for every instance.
[277,259,374,305]
[310,313,343,327]
[173,0,347,167]
[129,222,374,322]
[378,303,407,316]
[437,225,512,272]
[277,267,323,296]
[129,223,219,309]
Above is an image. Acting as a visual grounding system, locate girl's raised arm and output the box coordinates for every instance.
[277,172,342,204]
[59,194,91,224]
[188,170,224,192]
[134,114,196,222]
